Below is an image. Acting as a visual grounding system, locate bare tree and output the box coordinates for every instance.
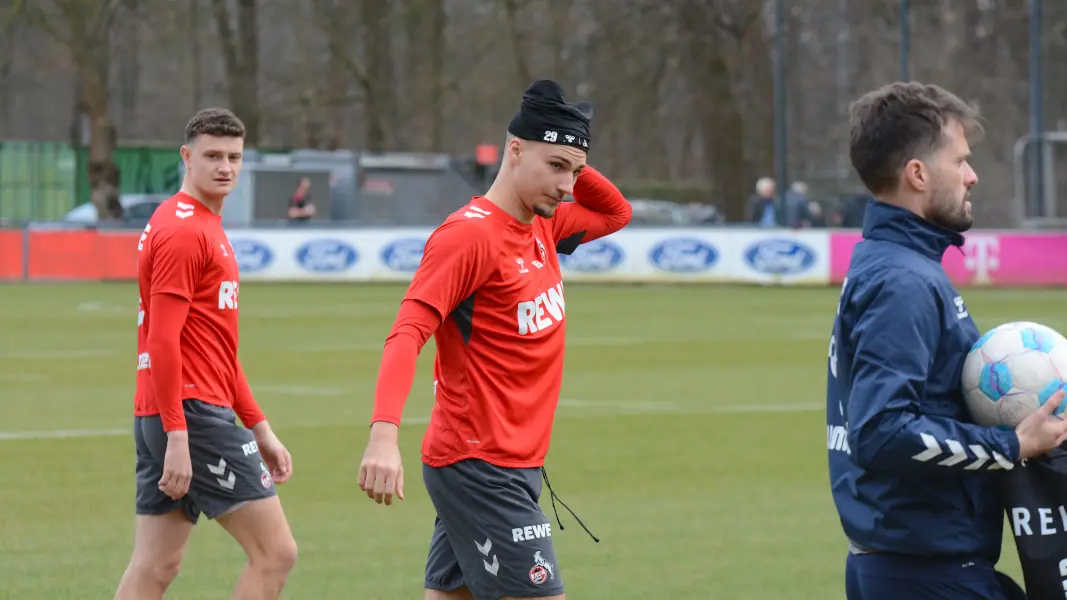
[212,0,261,144]
[675,0,770,221]
[360,0,397,152]
[498,0,533,87]
[13,0,126,221]
[0,0,1058,226]
[398,0,447,152]
[0,16,16,135]
[312,0,395,152]
[189,0,204,110]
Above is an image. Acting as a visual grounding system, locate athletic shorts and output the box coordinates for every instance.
[845,553,1024,600]
[423,459,564,600]
[133,399,277,524]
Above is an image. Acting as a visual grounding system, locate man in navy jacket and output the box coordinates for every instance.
[827,81,1067,600]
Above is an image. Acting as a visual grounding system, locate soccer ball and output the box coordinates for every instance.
[962,321,1067,429]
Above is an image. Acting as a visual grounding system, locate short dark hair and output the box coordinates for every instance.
[848,82,983,195]
[184,108,246,144]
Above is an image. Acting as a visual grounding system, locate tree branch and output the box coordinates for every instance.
[498,0,532,85]
[311,0,371,92]
[13,0,69,46]
[211,0,240,78]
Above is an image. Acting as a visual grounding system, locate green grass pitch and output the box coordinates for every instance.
[1,282,1064,599]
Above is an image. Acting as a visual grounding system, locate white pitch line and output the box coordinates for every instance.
[255,385,349,396]
[0,402,822,441]
[0,373,47,382]
[293,336,640,353]
[0,349,119,360]
[0,336,644,359]
[558,398,681,411]
[0,428,131,441]
[0,330,832,360]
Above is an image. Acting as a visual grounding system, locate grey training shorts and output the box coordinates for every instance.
[423,458,564,600]
[134,399,277,524]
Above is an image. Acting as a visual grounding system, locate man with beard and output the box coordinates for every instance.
[824,82,1067,600]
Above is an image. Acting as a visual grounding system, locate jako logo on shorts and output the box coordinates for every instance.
[229,240,273,273]
[380,238,426,272]
[743,238,816,275]
[558,240,624,272]
[296,239,359,273]
[648,238,718,273]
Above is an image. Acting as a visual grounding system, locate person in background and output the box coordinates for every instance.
[806,201,828,227]
[287,177,315,222]
[747,177,777,227]
[784,181,811,228]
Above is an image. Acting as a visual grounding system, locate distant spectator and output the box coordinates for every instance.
[807,201,828,227]
[784,181,811,228]
[747,177,778,227]
[287,177,316,222]
[841,193,872,227]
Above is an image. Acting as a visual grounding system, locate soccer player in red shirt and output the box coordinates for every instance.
[359,80,632,600]
[114,109,298,600]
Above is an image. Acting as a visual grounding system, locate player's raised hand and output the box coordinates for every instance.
[254,424,293,484]
[159,431,193,500]
[359,422,405,506]
[1015,390,1067,459]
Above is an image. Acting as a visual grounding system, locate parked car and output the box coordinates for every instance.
[62,194,169,225]
[628,198,723,226]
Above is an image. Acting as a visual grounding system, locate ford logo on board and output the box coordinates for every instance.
[380,238,426,272]
[296,239,358,273]
[648,238,718,273]
[558,240,624,272]
[229,239,273,273]
[743,239,816,275]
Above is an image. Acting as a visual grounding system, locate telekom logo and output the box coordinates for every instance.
[962,235,1000,284]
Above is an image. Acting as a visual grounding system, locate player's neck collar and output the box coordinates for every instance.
[176,191,223,219]
[474,195,534,230]
[862,199,964,260]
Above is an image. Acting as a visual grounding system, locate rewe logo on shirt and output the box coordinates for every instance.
[218,281,239,310]
[516,282,565,335]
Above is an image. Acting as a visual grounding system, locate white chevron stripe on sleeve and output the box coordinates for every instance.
[912,433,942,462]
[937,439,968,466]
[965,445,991,470]
[990,452,1015,470]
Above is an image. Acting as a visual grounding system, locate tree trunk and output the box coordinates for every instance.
[428,0,446,152]
[82,60,122,221]
[190,0,203,109]
[677,3,748,221]
[360,0,395,152]
[213,0,261,144]
[325,49,347,150]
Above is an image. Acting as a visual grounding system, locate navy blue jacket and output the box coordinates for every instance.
[826,200,1021,561]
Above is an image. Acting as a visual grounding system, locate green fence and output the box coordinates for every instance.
[0,142,76,221]
[0,142,183,221]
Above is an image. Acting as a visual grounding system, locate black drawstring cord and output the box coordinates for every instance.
[541,466,599,543]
